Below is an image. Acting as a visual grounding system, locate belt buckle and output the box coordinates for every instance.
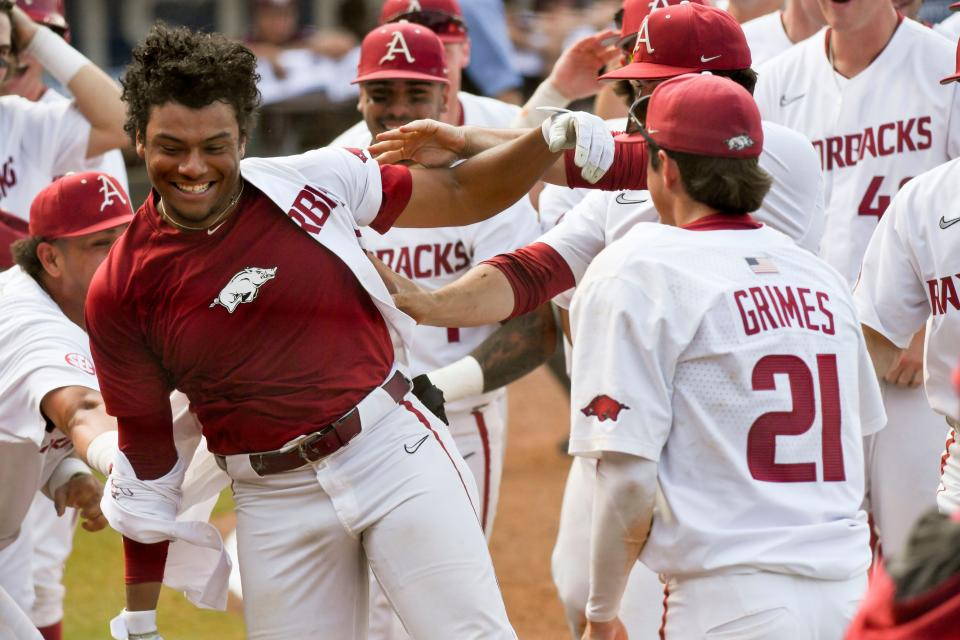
[297,426,332,463]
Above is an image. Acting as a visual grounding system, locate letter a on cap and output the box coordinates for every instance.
[635,15,655,55]
[647,0,670,11]
[98,175,127,212]
[407,0,422,10]
[380,30,416,64]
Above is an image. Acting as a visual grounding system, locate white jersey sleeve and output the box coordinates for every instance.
[0,95,92,219]
[0,268,100,447]
[537,184,593,231]
[741,11,793,66]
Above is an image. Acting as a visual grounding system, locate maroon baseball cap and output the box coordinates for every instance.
[951,1,960,9]
[639,74,763,158]
[603,3,751,80]
[379,0,467,42]
[29,172,134,239]
[353,23,449,85]
[618,0,705,47]
[16,0,68,33]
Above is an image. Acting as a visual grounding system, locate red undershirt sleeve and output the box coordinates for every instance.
[118,410,178,585]
[564,137,648,191]
[370,164,413,234]
[482,242,576,319]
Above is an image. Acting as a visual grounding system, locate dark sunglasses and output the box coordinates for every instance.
[627,94,660,150]
[392,10,468,38]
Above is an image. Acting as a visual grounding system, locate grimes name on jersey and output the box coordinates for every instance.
[811,116,932,171]
[733,285,835,337]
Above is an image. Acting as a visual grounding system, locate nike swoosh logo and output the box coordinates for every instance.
[462,451,476,460]
[940,215,960,229]
[207,221,228,235]
[403,434,430,454]
[779,94,805,107]
[616,192,648,205]
[700,54,721,63]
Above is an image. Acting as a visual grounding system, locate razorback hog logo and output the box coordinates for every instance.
[210,267,277,313]
[726,134,755,151]
[581,395,630,422]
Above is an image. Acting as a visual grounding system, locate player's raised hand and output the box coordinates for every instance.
[370,119,465,167]
[548,29,622,102]
[541,108,614,184]
[582,617,628,640]
[54,473,108,532]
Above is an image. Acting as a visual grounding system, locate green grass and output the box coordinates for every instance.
[63,490,246,639]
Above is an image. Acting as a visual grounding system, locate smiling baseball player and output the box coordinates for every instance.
[571,73,885,640]
[87,23,610,640]
[754,0,960,558]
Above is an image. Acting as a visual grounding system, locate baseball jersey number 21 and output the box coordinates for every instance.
[748,354,844,483]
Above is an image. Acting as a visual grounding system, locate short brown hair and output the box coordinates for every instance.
[652,147,773,215]
[11,236,46,279]
[0,1,13,53]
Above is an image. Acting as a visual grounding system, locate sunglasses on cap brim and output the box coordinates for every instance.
[392,10,467,38]
[626,94,661,150]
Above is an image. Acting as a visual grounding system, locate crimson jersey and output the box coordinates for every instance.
[86,170,409,455]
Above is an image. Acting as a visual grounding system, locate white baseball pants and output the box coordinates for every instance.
[367,398,509,640]
[220,394,516,640]
[661,571,865,639]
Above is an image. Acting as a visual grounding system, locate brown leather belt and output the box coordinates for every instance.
[218,371,410,476]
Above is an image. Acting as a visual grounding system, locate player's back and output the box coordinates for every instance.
[573,221,886,581]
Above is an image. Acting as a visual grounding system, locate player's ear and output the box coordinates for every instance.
[35,241,63,279]
[440,84,451,114]
[461,40,471,67]
[238,135,247,158]
[135,131,146,159]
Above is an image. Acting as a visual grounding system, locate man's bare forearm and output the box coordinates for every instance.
[473,304,559,392]
[861,323,901,381]
[397,264,516,326]
[459,126,568,185]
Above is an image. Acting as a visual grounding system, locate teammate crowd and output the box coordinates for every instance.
[2,0,960,638]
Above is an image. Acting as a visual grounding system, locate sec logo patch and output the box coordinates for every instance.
[65,353,96,375]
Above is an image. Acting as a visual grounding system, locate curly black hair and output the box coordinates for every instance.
[121,23,261,144]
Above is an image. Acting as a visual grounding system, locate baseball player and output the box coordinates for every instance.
[2,0,128,191]
[853,46,960,518]
[333,0,521,147]
[740,0,825,65]
[571,73,885,640]
[87,24,610,640]
[754,0,960,557]
[0,172,135,640]
[0,0,127,220]
[1,3,129,634]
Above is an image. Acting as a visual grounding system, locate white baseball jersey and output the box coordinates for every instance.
[543,120,825,308]
[755,21,960,287]
[569,222,886,579]
[934,11,960,41]
[331,91,521,148]
[741,11,794,66]
[854,157,960,422]
[0,267,99,448]
[0,95,93,220]
[362,199,541,412]
[39,89,129,195]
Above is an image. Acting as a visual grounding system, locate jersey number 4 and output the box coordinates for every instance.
[857,176,913,218]
[748,354,844,483]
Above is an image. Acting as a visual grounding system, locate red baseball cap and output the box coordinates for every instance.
[353,23,449,85]
[618,0,705,47]
[942,40,960,85]
[379,0,467,42]
[29,172,134,239]
[603,3,751,80]
[640,74,763,158]
[951,1,960,9]
[16,0,68,33]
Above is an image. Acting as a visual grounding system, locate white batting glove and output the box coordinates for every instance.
[539,107,614,184]
[110,609,164,640]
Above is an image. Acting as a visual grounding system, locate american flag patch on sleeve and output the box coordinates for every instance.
[745,256,778,274]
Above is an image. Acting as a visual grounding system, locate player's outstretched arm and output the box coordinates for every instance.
[10,6,127,157]
[40,385,118,476]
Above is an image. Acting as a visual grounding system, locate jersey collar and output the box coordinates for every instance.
[681,213,762,231]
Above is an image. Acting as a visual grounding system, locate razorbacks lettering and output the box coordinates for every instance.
[733,285,836,337]
[374,241,471,279]
[286,185,344,234]
[811,116,933,172]
[928,274,960,316]
[0,156,15,198]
